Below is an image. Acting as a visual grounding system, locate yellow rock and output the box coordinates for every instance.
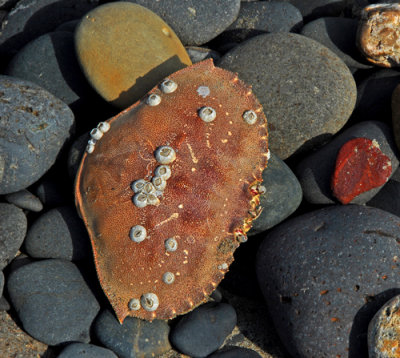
[75,2,192,109]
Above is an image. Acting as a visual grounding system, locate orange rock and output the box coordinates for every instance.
[75,59,268,322]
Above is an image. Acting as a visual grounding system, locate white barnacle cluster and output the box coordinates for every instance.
[145,78,178,107]
[86,121,111,153]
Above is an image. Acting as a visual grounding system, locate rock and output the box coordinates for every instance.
[218,33,356,159]
[58,343,118,358]
[128,0,241,46]
[34,176,71,208]
[256,204,400,357]
[0,0,99,67]
[392,82,400,151]
[331,138,392,204]
[249,151,302,235]
[55,19,79,32]
[0,203,27,270]
[5,31,101,114]
[94,309,170,358]
[285,0,346,22]
[7,259,100,345]
[367,179,400,217]
[0,295,10,311]
[0,76,74,195]
[24,206,91,261]
[300,17,371,70]
[5,189,43,212]
[67,132,89,180]
[170,302,237,357]
[75,2,191,109]
[185,46,220,64]
[0,271,3,298]
[208,346,262,358]
[296,121,399,204]
[0,0,17,10]
[368,295,400,357]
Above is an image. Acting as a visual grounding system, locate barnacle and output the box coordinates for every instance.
[75,59,268,322]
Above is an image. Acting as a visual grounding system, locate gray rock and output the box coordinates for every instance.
[127,0,241,46]
[218,33,356,159]
[0,203,27,270]
[256,204,400,357]
[185,46,220,64]
[55,19,79,32]
[367,180,400,218]
[170,302,237,357]
[58,343,118,358]
[67,132,89,180]
[34,176,71,208]
[0,0,17,10]
[284,0,346,21]
[5,189,43,212]
[0,76,74,194]
[7,259,100,345]
[301,17,371,70]
[249,151,302,235]
[0,271,4,298]
[208,346,262,358]
[24,206,91,261]
[296,121,400,204]
[94,309,171,358]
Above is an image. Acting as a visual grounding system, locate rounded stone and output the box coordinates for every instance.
[286,0,346,22]
[128,0,241,46]
[58,343,117,358]
[249,151,302,235]
[367,179,400,218]
[218,33,356,159]
[7,259,100,345]
[94,309,171,358]
[256,205,400,357]
[0,203,27,270]
[169,302,237,357]
[75,2,192,109]
[296,121,399,204]
[24,206,91,261]
[0,75,74,194]
[208,346,262,358]
[185,46,220,64]
[5,189,43,212]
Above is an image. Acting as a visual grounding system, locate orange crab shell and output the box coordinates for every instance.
[75,59,268,323]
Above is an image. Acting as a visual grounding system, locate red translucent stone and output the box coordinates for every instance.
[331,137,392,204]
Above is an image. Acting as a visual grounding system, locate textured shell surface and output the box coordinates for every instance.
[75,59,268,323]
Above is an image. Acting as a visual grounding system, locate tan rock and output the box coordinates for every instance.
[75,2,192,109]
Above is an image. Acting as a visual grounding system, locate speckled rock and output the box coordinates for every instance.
[300,17,371,70]
[185,46,220,64]
[75,2,192,109]
[249,151,302,235]
[5,189,43,212]
[58,343,118,358]
[368,295,400,357]
[24,206,91,261]
[296,121,399,204]
[256,205,400,357]
[0,0,99,66]
[94,309,171,358]
[285,0,346,21]
[7,259,100,345]
[128,0,241,46]
[5,31,101,113]
[208,346,262,358]
[0,203,27,270]
[219,33,356,159]
[170,302,237,357]
[0,76,74,194]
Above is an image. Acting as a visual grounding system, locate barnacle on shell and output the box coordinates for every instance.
[75,59,268,323]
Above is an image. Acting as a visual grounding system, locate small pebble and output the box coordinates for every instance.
[58,343,117,358]
[5,189,43,212]
[170,302,237,357]
[185,46,220,64]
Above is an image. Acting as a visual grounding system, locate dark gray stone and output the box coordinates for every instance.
[218,33,356,159]
[300,17,371,70]
[34,176,71,208]
[0,0,17,10]
[185,46,220,64]
[0,203,27,270]
[127,0,241,46]
[67,132,89,181]
[208,346,262,358]
[55,19,79,32]
[367,180,400,217]
[0,0,99,66]
[58,343,118,358]
[256,205,400,357]
[5,189,43,212]
[284,0,346,21]
[0,271,4,298]
[170,302,237,357]
[5,31,100,113]
[94,309,171,358]
[296,121,400,204]
[249,151,302,235]
[24,206,91,261]
[7,259,100,345]
[0,76,74,194]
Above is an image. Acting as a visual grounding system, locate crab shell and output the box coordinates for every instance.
[75,59,268,323]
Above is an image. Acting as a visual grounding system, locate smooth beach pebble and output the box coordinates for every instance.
[219,33,356,159]
[170,302,237,357]
[74,2,192,109]
[94,309,170,358]
[256,205,400,357]
[5,189,43,212]
[7,259,100,345]
[58,343,117,358]
[0,76,74,195]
